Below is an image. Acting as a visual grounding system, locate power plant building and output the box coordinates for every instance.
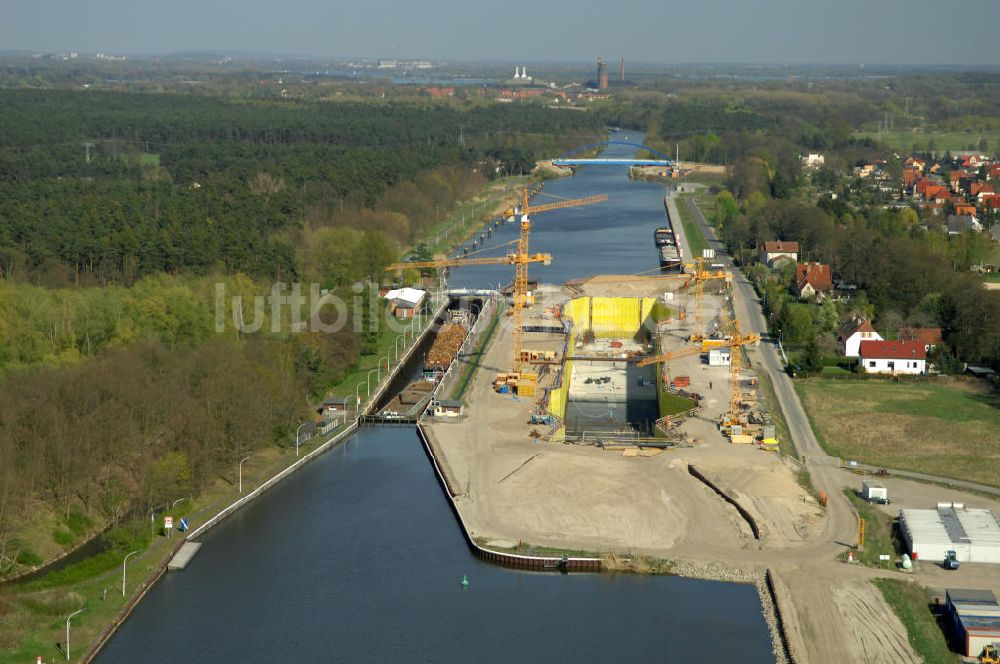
[597,58,608,90]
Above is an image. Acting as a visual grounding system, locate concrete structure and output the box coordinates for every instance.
[838,317,882,358]
[761,241,799,266]
[167,542,203,571]
[858,340,927,375]
[384,287,426,318]
[899,504,1000,563]
[946,588,1000,657]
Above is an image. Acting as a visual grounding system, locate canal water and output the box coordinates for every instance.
[97,134,775,663]
[98,428,772,663]
[448,129,668,290]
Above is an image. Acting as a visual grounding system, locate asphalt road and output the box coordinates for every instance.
[678,195,857,544]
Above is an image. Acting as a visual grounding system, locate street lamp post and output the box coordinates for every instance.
[355,380,366,414]
[366,368,379,397]
[66,608,84,661]
[295,422,308,457]
[238,456,251,493]
[122,550,139,596]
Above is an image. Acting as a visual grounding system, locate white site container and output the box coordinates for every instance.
[861,481,888,502]
[708,349,731,366]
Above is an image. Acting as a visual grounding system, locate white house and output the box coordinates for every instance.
[802,153,825,169]
[838,317,883,358]
[383,287,426,318]
[761,241,799,267]
[858,340,927,375]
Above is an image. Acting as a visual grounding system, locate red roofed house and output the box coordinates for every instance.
[973,183,996,202]
[949,170,968,192]
[989,164,1000,181]
[859,340,927,375]
[761,241,799,267]
[794,262,833,299]
[838,317,883,358]
[898,327,943,352]
[955,203,978,217]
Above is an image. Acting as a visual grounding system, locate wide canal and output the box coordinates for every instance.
[98,134,775,663]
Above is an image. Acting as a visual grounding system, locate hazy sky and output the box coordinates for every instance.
[4,0,999,65]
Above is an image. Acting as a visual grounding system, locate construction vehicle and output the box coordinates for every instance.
[980,644,1000,663]
[943,549,960,570]
[386,189,606,384]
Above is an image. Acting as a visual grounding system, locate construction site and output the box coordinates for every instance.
[389,181,1000,664]
[394,190,821,559]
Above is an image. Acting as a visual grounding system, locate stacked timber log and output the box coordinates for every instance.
[424,323,469,373]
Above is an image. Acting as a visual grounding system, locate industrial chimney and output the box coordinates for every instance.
[620,57,625,82]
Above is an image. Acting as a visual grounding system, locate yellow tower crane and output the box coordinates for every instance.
[686,257,731,342]
[385,189,607,373]
[723,318,761,427]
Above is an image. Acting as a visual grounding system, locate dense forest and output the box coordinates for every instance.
[0,89,603,575]
[0,90,603,285]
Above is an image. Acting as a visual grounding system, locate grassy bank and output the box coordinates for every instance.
[675,195,710,260]
[873,578,957,664]
[0,420,350,663]
[796,378,1000,487]
[844,489,901,567]
[448,304,502,402]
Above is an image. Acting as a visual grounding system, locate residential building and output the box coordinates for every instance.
[838,317,883,358]
[947,215,983,235]
[793,262,833,299]
[858,340,927,374]
[898,327,942,352]
[802,153,825,169]
[761,241,799,267]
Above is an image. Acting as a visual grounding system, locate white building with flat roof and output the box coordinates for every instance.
[900,503,1000,563]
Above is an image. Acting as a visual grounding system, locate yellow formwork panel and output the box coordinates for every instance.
[564,296,666,338]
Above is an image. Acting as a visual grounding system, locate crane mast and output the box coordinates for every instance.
[386,189,607,374]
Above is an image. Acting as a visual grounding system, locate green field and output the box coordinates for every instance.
[873,578,957,664]
[854,130,1000,154]
[796,379,1000,486]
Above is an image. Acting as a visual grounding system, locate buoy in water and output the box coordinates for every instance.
[461,575,469,588]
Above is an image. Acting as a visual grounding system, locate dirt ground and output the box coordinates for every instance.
[776,569,918,664]
[425,281,999,664]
